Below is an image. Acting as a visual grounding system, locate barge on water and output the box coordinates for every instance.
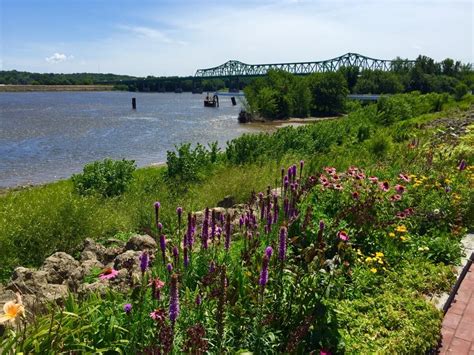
[204,93,219,107]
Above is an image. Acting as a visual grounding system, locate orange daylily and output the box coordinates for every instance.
[0,294,24,324]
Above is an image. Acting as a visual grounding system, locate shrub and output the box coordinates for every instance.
[367,133,393,158]
[72,158,136,197]
[454,82,469,101]
[166,142,219,184]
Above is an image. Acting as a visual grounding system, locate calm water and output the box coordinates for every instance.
[0,91,262,188]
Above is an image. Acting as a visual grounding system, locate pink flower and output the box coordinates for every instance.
[390,194,402,202]
[352,191,360,200]
[395,184,405,194]
[368,176,379,183]
[99,268,119,280]
[150,308,167,322]
[396,212,406,219]
[333,184,343,190]
[331,174,340,182]
[324,167,336,175]
[356,173,366,180]
[399,173,410,182]
[320,350,332,355]
[338,230,349,241]
[379,181,390,191]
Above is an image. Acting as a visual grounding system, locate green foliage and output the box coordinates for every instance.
[367,132,393,157]
[307,71,349,116]
[166,142,219,185]
[0,70,136,85]
[72,158,136,198]
[353,69,404,94]
[454,82,469,101]
[335,290,442,354]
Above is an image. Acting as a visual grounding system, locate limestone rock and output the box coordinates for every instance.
[217,195,236,208]
[40,252,80,285]
[125,234,157,251]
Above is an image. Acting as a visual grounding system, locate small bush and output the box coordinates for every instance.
[367,133,393,158]
[166,142,219,184]
[72,159,136,197]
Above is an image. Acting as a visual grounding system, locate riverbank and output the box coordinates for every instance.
[0,84,114,92]
[0,94,472,353]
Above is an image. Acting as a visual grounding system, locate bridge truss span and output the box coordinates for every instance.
[194,52,415,78]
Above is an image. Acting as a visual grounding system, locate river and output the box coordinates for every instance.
[0,91,266,188]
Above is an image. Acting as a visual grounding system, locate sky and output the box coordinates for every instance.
[1,0,473,76]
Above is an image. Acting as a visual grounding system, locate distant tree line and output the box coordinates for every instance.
[244,55,473,119]
[0,70,136,85]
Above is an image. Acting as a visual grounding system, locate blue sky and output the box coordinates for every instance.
[1,0,473,76]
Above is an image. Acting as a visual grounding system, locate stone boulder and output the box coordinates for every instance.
[125,234,157,251]
[40,252,81,285]
[7,267,68,304]
[82,238,122,265]
[217,196,236,208]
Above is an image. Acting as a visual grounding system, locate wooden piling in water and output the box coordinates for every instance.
[132,97,136,109]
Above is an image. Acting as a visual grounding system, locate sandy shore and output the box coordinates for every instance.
[245,115,341,131]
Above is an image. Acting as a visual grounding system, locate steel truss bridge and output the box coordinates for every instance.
[194,52,415,79]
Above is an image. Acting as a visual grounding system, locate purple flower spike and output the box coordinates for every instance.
[176,206,183,226]
[279,226,288,261]
[458,159,467,171]
[225,214,231,251]
[123,303,132,314]
[172,246,179,266]
[160,234,166,255]
[195,294,202,306]
[260,247,273,288]
[157,222,163,233]
[139,251,150,273]
[209,260,216,273]
[319,220,325,231]
[183,246,189,268]
[167,263,173,273]
[154,201,161,226]
[169,274,180,323]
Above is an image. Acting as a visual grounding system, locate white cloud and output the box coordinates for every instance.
[118,25,186,45]
[45,53,74,63]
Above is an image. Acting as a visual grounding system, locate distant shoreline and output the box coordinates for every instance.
[0,84,115,92]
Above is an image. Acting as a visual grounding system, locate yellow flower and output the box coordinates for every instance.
[445,179,451,184]
[396,225,407,233]
[0,295,24,324]
[400,236,407,242]
[388,232,396,238]
[365,257,373,263]
[370,268,378,273]
[375,252,384,258]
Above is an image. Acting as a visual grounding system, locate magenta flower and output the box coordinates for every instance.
[379,181,390,191]
[99,267,119,280]
[399,173,410,182]
[352,191,360,200]
[259,247,273,288]
[333,184,343,191]
[368,176,379,183]
[338,230,349,242]
[390,194,402,202]
[149,277,165,300]
[324,167,336,175]
[395,184,405,194]
[150,308,166,322]
[458,159,467,171]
